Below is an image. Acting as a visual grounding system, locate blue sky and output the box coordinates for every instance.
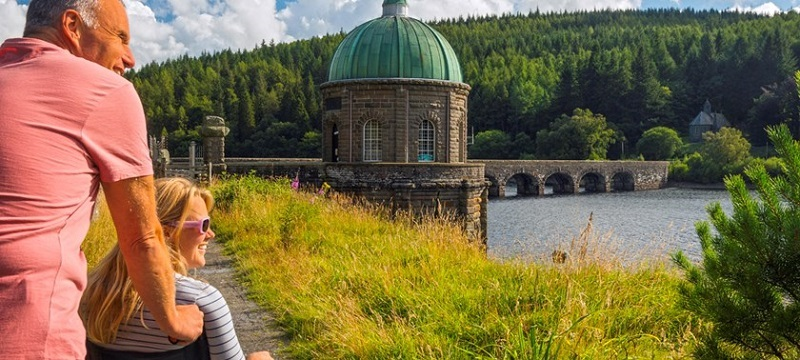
[2,0,797,67]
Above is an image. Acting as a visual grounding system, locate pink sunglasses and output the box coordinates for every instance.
[168,217,210,234]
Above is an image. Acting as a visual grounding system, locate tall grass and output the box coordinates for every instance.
[83,193,117,269]
[209,175,702,359]
[81,176,703,358]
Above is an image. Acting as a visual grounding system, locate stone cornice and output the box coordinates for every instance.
[321,78,471,91]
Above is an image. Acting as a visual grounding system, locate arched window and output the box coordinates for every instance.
[363,120,381,162]
[418,120,435,162]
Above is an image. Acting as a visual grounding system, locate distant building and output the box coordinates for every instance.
[689,100,730,142]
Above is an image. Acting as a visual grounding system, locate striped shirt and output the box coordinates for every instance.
[92,274,245,360]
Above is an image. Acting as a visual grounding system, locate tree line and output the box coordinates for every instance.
[128,9,800,160]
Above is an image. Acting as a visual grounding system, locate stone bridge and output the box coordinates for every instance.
[474,160,669,198]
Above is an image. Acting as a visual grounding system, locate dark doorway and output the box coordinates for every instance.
[331,124,339,162]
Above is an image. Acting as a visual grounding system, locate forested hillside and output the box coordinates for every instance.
[129,9,800,159]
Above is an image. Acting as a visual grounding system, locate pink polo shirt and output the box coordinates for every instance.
[0,38,153,359]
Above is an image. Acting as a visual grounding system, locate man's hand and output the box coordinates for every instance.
[246,351,275,360]
[165,304,204,342]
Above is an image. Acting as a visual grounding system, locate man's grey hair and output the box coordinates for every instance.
[24,0,101,35]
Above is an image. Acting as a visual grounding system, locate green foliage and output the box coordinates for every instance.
[746,77,798,145]
[668,159,690,181]
[535,108,617,160]
[672,129,753,183]
[637,126,683,160]
[469,129,513,159]
[746,156,784,180]
[683,152,714,183]
[674,124,800,359]
[764,156,784,176]
[698,127,752,181]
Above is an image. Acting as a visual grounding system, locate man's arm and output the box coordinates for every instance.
[101,175,204,341]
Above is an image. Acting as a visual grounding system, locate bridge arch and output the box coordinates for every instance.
[578,172,607,193]
[505,173,540,197]
[611,171,635,191]
[478,160,668,198]
[544,172,575,195]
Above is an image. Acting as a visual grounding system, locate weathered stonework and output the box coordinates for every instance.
[320,79,471,164]
[200,115,230,173]
[479,160,669,197]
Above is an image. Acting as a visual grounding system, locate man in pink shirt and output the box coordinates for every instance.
[0,0,204,358]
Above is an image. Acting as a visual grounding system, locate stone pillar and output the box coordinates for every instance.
[189,141,196,168]
[148,135,159,163]
[200,116,230,173]
[536,178,545,196]
[489,180,503,198]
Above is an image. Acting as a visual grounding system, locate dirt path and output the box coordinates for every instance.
[196,241,292,359]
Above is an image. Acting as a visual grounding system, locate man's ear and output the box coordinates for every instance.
[60,9,82,49]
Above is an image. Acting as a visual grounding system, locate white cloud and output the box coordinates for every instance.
[126,0,189,66]
[0,0,26,43]
[163,0,288,60]
[277,0,380,39]
[729,1,782,15]
[414,0,515,20]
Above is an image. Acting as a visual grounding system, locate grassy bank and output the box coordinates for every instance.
[85,176,703,358]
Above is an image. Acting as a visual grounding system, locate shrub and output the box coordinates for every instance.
[668,159,689,181]
[764,156,784,176]
[637,126,683,160]
[674,124,800,359]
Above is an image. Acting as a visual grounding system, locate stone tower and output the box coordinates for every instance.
[321,0,469,164]
[319,0,487,242]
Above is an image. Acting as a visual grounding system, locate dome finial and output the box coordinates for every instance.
[382,0,408,17]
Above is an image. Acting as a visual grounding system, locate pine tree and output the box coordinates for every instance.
[673,124,800,359]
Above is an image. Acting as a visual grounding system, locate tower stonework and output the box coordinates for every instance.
[321,79,470,164]
[318,0,487,242]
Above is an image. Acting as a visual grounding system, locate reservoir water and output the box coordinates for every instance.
[487,186,735,263]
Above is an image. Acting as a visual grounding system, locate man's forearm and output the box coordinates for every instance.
[102,176,181,337]
[118,227,181,335]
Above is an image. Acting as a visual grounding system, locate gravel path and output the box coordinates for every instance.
[196,240,292,359]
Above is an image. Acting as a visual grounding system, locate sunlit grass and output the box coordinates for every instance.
[83,193,116,270]
[82,176,704,358]
[210,175,703,359]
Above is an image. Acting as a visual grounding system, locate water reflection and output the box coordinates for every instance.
[488,187,734,263]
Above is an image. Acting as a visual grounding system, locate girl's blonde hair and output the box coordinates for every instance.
[81,177,214,344]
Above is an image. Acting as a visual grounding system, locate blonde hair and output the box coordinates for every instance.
[81,177,214,344]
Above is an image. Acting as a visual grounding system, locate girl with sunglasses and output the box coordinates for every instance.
[81,177,272,360]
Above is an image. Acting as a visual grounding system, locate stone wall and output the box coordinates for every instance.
[320,79,470,164]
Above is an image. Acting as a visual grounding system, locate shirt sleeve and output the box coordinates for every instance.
[195,282,246,360]
[81,82,153,183]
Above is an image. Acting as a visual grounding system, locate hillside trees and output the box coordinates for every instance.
[128,10,800,160]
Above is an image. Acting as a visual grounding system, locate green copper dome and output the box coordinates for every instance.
[327,1,463,83]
